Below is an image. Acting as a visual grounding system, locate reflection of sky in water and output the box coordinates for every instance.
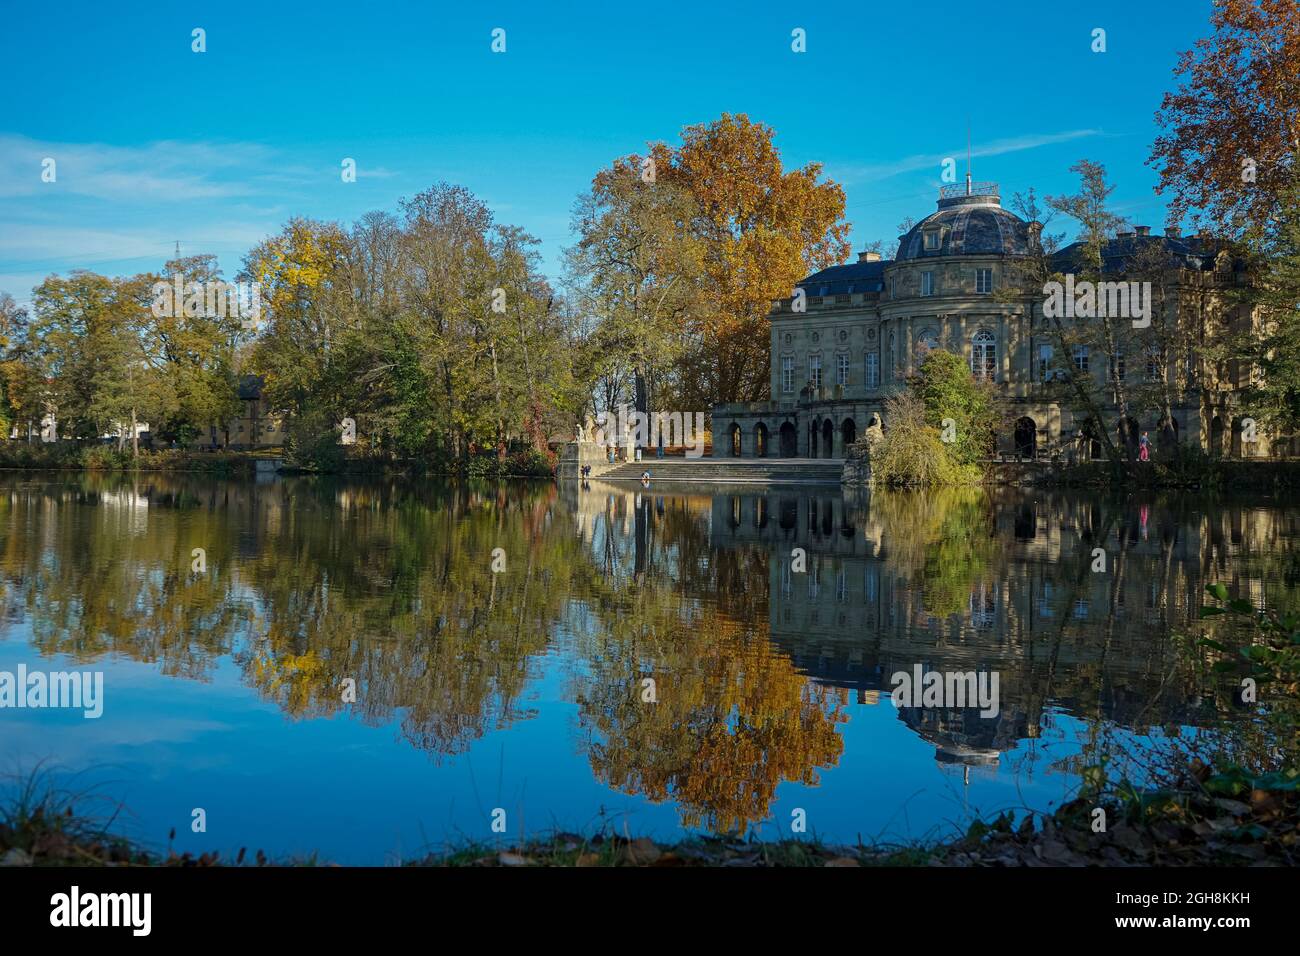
[0,476,1291,863]
[2,643,1095,865]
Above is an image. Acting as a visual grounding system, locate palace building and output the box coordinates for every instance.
[712,178,1287,461]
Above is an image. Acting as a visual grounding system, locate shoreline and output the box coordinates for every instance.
[5,771,1295,867]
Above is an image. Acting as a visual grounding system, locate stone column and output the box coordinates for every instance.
[999,313,1010,382]
[904,318,914,376]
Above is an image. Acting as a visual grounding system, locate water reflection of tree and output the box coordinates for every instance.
[1,475,587,760]
[6,474,1297,823]
[568,490,846,834]
[866,488,997,619]
[2,475,246,680]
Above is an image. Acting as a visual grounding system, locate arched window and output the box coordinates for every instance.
[971,329,997,381]
[916,328,939,355]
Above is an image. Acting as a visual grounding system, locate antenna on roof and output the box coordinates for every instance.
[966,121,972,196]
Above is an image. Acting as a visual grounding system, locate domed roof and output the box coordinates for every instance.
[896,183,1033,261]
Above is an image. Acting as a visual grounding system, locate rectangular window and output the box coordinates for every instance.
[976,268,992,294]
[923,232,940,250]
[890,276,897,299]
[921,271,934,296]
[865,352,879,388]
[1110,350,1126,382]
[1038,343,1054,381]
[1145,351,1161,383]
[809,355,821,389]
[1073,344,1089,373]
[781,356,794,393]
[836,353,849,386]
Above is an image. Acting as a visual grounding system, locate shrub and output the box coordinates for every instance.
[503,448,555,477]
[283,415,346,473]
[872,393,977,487]
[0,441,257,474]
[463,447,555,479]
[910,348,1001,468]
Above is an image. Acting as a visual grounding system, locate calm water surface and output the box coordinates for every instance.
[1,472,1296,863]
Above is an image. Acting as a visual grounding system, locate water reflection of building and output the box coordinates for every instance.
[703,487,1298,765]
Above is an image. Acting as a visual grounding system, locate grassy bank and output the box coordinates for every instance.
[0,443,257,476]
[5,761,1295,868]
[1031,454,1300,491]
[0,443,558,479]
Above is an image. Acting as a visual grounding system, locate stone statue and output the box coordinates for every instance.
[862,412,885,451]
[843,412,885,488]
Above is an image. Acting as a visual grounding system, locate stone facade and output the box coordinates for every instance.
[192,374,285,450]
[713,180,1291,461]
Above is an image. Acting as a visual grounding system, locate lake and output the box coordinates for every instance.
[1,472,1295,864]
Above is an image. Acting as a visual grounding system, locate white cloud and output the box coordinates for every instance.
[0,134,279,200]
[834,130,1104,184]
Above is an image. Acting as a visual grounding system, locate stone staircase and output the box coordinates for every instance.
[593,457,843,485]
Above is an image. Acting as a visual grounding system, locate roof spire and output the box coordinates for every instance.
[966,120,972,196]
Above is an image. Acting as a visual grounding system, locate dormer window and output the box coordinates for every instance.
[923,231,941,251]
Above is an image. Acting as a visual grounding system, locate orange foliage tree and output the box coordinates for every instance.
[651,114,852,407]
[1149,0,1300,238]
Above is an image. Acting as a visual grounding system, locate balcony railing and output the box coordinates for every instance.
[939,181,999,200]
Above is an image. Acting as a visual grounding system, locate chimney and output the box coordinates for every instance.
[1134,225,1151,237]
[1165,225,1181,238]
[857,250,881,263]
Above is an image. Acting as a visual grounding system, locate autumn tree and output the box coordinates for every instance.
[650,113,852,407]
[1149,0,1300,239]
[564,157,702,428]
[1149,0,1300,442]
[242,217,353,439]
[0,292,31,437]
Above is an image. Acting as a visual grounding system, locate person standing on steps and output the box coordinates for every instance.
[1139,431,1151,462]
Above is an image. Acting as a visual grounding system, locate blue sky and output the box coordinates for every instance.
[0,0,1215,306]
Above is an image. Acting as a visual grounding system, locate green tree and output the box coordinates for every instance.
[910,348,1000,468]
[27,271,163,447]
[564,156,702,424]
[145,255,242,447]
[1245,182,1300,435]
